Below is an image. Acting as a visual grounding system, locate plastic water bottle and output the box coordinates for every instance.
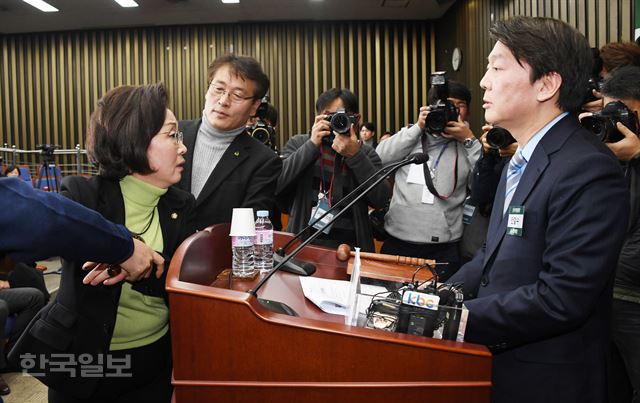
[254,210,274,273]
[231,235,256,278]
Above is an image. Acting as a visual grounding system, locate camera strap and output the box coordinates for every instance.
[421,134,459,200]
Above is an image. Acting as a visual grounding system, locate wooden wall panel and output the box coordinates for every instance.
[435,0,636,135]
[0,21,433,160]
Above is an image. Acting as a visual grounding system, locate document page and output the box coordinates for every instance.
[299,277,387,316]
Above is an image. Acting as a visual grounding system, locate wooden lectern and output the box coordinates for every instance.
[167,224,491,403]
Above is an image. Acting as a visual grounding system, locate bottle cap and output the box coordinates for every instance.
[256,210,269,218]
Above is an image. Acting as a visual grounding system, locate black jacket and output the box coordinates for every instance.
[615,159,640,297]
[177,119,282,230]
[8,176,194,398]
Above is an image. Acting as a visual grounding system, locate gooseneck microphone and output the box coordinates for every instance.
[249,152,429,297]
[276,152,429,257]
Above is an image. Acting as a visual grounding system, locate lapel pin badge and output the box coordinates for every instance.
[233,151,240,157]
[171,212,178,220]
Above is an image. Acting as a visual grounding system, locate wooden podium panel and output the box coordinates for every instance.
[167,224,491,402]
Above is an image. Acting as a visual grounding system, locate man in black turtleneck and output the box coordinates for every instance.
[178,55,282,231]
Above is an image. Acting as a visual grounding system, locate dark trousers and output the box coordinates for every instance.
[0,287,45,368]
[381,236,461,282]
[609,298,640,403]
[9,263,50,303]
[48,332,172,403]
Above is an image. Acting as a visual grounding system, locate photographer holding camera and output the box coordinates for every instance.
[276,88,390,252]
[581,65,640,403]
[375,77,480,280]
[459,125,517,263]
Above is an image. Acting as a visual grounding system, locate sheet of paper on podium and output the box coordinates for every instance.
[299,276,386,316]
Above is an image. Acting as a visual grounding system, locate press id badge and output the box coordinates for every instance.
[462,198,476,225]
[506,206,525,236]
[309,198,336,234]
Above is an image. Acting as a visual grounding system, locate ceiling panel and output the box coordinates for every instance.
[0,0,455,34]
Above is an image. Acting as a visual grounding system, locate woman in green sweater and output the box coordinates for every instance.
[10,83,194,402]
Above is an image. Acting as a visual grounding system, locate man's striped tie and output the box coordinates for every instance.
[503,150,526,213]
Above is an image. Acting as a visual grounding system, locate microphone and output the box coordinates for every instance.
[249,153,428,296]
[276,152,429,258]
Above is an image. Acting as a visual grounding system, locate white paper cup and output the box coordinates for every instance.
[229,208,256,236]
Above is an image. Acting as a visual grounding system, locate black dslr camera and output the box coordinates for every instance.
[581,101,639,143]
[249,120,277,152]
[425,71,459,136]
[36,144,59,163]
[322,108,357,146]
[486,126,516,149]
[583,48,604,104]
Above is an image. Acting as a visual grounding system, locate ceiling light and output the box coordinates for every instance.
[21,0,58,12]
[113,0,139,7]
[221,0,240,3]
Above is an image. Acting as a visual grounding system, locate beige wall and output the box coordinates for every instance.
[0,21,432,159]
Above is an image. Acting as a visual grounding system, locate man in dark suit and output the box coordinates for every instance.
[448,17,629,403]
[178,54,281,230]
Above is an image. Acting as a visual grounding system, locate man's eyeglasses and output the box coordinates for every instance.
[170,131,184,145]
[210,85,254,104]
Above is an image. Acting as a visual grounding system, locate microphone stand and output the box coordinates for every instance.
[277,154,423,256]
[249,157,425,297]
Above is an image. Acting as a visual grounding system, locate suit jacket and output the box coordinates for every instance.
[0,177,132,264]
[8,176,195,399]
[449,115,629,403]
[178,119,282,231]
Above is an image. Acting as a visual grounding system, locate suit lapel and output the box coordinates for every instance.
[483,114,577,266]
[178,119,201,193]
[195,133,252,206]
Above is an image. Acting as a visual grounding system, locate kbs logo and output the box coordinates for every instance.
[402,291,440,311]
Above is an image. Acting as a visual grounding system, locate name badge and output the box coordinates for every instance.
[462,198,475,225]
[309,198,336,234]
[507,206,525,236]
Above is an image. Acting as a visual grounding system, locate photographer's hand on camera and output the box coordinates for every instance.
[480,125,493,154]
[310,114,332,147]
[442,115,474,143]
[332,126,362,158]
[416,106,429,130]
[607,122,640,161]
[582,89,604,113]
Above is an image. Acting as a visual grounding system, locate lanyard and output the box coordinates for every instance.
[319,146,336,207]
[421,134,459,200]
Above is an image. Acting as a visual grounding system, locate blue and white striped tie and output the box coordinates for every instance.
[503,150,526,214]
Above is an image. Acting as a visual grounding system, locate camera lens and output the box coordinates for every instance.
[581,116,606,141]
[330,113,351,134]
[426,109,447,135]
[486,127,516,149]
[251,127,270,143]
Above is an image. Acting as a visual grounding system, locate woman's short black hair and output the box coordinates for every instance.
[490,16,592,113]
[363,122,376,132]
[4,164,19,176]
[86,83,169,180]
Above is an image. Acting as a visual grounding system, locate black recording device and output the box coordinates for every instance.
[581,101,639,143]
[249,120,277,151]
[36,144,59,162]
[486,126,516,149]
[425,71,459,136]
[321,108,358,146]
[394,284,464,340]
